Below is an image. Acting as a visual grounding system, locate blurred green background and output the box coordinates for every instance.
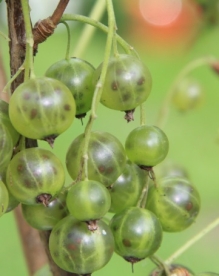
[0,0,219,275]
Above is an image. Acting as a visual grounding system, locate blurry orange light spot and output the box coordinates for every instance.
[139,0,182,26]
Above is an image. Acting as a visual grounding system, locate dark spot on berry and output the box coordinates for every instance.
[123,238,132,247]
[98,165,105,173]
[42,155,49,160]
[23,93,31,100]
[24,179,32,188]
[111,81,119,90]
[30,108,38,119]
[17,164,24,172]
[122,93,131,102]
[116,68,124,75]
[64,104,71,111]
[67,243,77,250]
[186,202,193,211]
[137,77,145,85]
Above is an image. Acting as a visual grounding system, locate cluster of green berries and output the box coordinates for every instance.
[0,53,207,275]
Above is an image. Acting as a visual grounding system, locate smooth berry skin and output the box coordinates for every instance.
[0,180,9,217]
[172,78,204,111]
[110,207,162,261]
[49,216,114,274]
[66,180,111,221]
[66,131,127,187]
[45,58,95,117]
[109,161,147,213]
[145,176,201,232]
[93,54,152,111]
[125,125,169,167]
[9,77,76,141]
[6,148,65,205]
[22,190,69,230]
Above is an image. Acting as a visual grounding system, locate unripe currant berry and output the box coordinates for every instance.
[45,57,95,118]
[22,189,69,230]
[0,180,9,217]
[93,54,152,122]
[110,207,162,263]
[0,123,14,174]
[125,125,169,168]
[49,216,115,274]
[0,169,19,212]
[145,176,201,232]
[66,180,111,222]
[109,161,147,213]
[172,78,204,112]
[66,131,127,187]
[6,147,65,205]
[150,263,194,276]
[9,77,76,146]
[0,99,20,146]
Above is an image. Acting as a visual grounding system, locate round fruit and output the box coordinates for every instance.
[110,207,162,263]
[155,160,190,179]
[172,78,204,111]
[0,99,19,145]
[0,180,9,217]
[49,216,114,274]
[150,263,194,276]
[9,77,76,145]
[0,168,19,212]
[109,161,147,213]
[145,176,201,232]
[66,131,127,187]
[125,125,169,168]
[0,123,14,174]
[93,54,152,121]
[66,180,111,221]
[45,57,95,118]
[6,147,65,205]
[22,189,68,230]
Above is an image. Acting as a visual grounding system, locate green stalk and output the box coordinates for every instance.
[150,255,171,275]
[156,56,218,129]
[61,21,71,60]
[137,177,149,208]
[72,0,106,57]
[61,14,136,56]
[1,63,25,94]
[165,216,219,265]
[21,0,35,80]
[139,103,146,125]
[79,0,116,180]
